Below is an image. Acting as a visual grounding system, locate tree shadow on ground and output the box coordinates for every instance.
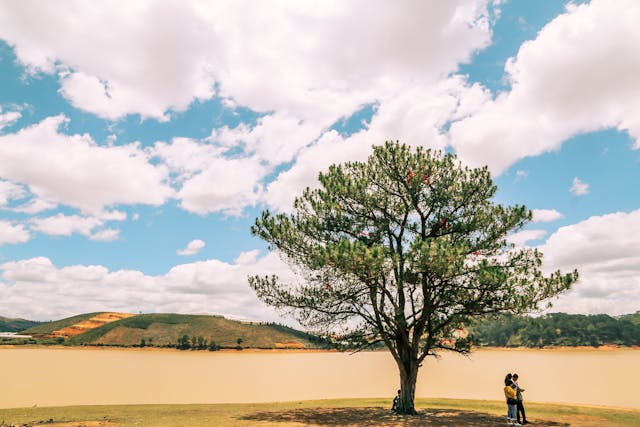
[240,407,569,426]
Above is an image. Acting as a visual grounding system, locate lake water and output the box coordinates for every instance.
[1,347,638,409]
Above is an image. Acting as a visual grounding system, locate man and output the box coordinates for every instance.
[512,373,528,424]
[391,389,401,413]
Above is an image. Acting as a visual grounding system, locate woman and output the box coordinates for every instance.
[504,375,520,426]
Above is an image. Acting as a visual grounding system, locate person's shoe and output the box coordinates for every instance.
[514,423,522,426]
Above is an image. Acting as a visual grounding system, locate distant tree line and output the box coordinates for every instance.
[261,322,336,349]
[176,335,221,351]
[469,313,640,347]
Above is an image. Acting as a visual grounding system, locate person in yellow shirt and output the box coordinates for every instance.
[504,377,520,425]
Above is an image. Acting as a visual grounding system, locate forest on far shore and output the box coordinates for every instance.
[469,312,640,348]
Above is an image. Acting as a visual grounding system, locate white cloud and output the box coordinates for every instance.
[30,214,101,236]
[0,115,173,213]
[152,137,269,215]
[263,76,490,212]
[0,180,25,206]
[450,0,640,174]
[0,1,491,123]
[0,220,30,245]
[0,2,497,217]
[570,177,589,196]
[540,210,640,315]
[11,197,57,214]
[507,229,547,247]
[234,249,260,265]
[89,228,120,242]
[211,113,323,166]
[177,239,206,256]
[0,108,21,131]
[532,209,564,223]
[177,155,267,215]
[30,212,126,241]
[0,252,295,322]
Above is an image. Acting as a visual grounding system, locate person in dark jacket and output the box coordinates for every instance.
[512,373,528,424]
[391,389,401,413]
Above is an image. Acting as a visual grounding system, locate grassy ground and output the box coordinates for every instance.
[2,398,640,427]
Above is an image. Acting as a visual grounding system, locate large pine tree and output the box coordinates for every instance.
[250,141,577,414]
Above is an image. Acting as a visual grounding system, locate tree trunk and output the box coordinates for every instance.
[395,357,419,415]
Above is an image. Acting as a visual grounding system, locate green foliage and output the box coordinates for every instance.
[177,334,191,350]
[0,315,41,332]
[470,313,640,347]
[250,141,577,359]
[620,311,640,326]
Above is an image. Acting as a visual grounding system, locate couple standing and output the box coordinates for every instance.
[504,373,528,425]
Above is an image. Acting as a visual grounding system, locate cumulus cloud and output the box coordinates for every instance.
[540,210,640,315]
[211,113,324,166]
[0,179,25,206]
[0,115,173,213]
[507,229,547,247]
[151,137,269,215]
[177,155,267,215]
[0,2,498,217]
[177,239,206,256]
[29,212,124,241]
[0,107,21,131]
[450,0,640,174]
[532,209,564,223]
[263,76,490,212]
[11,197,57,214]
[0,1,491,124]
[0,220,30,245]
[570,177,589,196]
[0,251,295,322]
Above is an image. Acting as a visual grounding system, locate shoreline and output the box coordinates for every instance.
[1,343,639,352]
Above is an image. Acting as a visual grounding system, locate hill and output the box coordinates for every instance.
[469,312,640,347]
[22,312,106,335]
[620,311,640,325]
[0,315,40,332]
[66,313,327,349]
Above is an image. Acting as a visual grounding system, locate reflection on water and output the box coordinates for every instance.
[1,347,638,409]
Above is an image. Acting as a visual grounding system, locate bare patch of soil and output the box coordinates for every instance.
[49,313,134,338]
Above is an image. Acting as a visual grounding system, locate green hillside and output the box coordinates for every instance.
[469,312,640,347]
[620,311,640,325]
[68,313,327,349]
[22,312,103,335]
[0,315,40,332]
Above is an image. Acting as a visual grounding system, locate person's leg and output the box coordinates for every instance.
[518,401,527,423]
[516,401,523,423]
[508,404,518,424]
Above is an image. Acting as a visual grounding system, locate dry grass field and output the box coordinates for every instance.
[2,398,640,427]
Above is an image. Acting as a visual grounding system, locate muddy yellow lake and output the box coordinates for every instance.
[1,347,638,409]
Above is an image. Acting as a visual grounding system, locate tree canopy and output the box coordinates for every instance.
[249,141,577,414]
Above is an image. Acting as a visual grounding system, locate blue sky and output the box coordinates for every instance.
[0,0,639,321]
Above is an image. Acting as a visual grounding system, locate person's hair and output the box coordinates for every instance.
[513,374,519,380]
[505,373,512,382]
[505,379,512,386]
